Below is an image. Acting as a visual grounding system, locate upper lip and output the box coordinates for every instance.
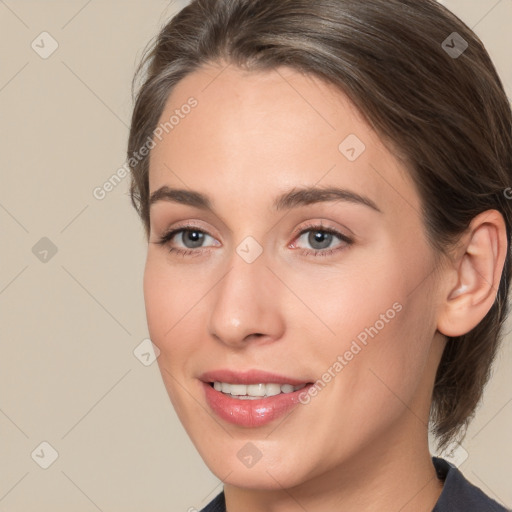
[199,369,311,386]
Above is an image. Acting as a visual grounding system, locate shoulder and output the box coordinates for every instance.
[433,457,510,511]
[198,491,226,512]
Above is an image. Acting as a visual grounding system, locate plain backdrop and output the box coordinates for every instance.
[1,1,511,510]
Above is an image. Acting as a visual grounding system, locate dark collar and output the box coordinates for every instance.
[432,457,508,511]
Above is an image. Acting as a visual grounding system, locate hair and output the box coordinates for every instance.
[127,0,512,449]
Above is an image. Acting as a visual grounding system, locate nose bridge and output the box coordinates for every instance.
[208,246,284,346]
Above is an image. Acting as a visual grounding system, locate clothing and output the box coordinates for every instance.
[431,457,508,511]
[199,457,509,511]
[200,490,226,512]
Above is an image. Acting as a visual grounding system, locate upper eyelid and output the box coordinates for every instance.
[158,220,214,239]
[163,223,345,236]
[293,221,353,240]
[292,227,352,248]
[159,225,216,244]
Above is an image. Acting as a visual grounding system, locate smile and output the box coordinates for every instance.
[211,382,307,399]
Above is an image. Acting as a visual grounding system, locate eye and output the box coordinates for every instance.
[153,222,353,258]
[155,225,219,256]
[291,223,353,257]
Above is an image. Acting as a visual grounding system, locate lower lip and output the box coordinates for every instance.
[202,382,312,427]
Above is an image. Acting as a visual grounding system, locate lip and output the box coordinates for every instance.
[199,369,310,386]
[199,369,313,428]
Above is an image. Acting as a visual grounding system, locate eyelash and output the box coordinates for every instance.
[155,222,353,258]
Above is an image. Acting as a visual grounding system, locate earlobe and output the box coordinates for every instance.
[437,210,507,338]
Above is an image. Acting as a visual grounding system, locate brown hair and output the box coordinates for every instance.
[128,0,512,448]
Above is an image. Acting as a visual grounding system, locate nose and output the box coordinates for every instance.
[207,250,285,348]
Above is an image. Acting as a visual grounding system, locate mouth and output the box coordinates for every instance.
[209,381,307,399]
[199,369,314,427]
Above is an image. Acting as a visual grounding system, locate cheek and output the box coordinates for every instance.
[143,256,210,421]
[295,246,435,406]
[142,255,206,367]
[283,257,401,354]
[143,258,173,344]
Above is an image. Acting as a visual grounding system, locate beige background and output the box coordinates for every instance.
[1,1,511,510]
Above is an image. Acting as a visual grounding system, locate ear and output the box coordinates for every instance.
[437,209,508,337]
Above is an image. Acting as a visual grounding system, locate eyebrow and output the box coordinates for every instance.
[149,185,382,213]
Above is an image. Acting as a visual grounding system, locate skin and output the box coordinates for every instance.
[143,63,507,512]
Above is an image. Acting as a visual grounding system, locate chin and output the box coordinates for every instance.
[215,460,305,491]
[190,434,316,491]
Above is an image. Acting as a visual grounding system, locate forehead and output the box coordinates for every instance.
[148,64,420,217]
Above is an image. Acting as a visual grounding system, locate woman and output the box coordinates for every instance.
[127,0,511,510]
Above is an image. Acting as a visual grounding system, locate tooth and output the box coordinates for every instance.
[265,383,282,396]
[247,383,267,396]
[229,384,247,396]
[213,381,306,397]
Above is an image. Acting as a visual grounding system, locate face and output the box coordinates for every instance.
[144,63,447,490]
